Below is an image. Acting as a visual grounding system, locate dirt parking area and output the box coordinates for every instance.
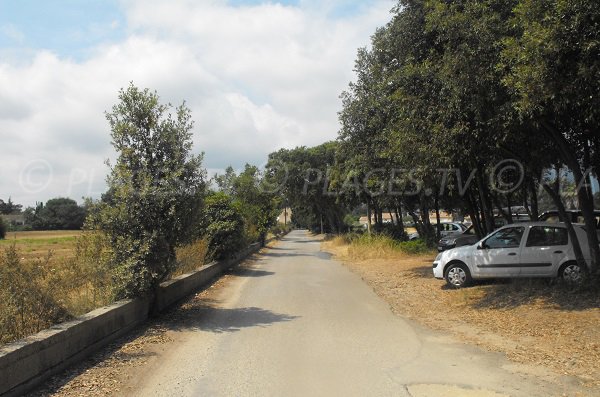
[322,239,600,390]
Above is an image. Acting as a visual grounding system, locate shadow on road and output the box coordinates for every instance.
[231,268,275,278]
[261,251,312,258]
[166,299,299,334]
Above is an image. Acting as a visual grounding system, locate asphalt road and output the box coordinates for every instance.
[131,230,582,397]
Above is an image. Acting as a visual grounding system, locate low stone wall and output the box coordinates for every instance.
[0,239,271,397]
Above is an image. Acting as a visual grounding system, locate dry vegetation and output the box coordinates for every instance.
[322,235,600,389]
[0,230,82,262]
[0,232,208,346]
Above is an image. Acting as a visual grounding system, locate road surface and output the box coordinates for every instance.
[130,230,582,397]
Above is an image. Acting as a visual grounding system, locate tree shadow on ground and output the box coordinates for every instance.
[230,267,275,278]
[164,298,299,334]
[292,239,322,244]
[408,266,434,278]
[469,278,600,311]
[260,251,312,258]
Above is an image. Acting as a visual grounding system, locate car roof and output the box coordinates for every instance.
[500,221,582,228]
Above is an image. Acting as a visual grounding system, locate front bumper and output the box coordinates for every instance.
[432,261,444,279]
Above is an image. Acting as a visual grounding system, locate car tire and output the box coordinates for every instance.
[444,262,471,288]
[559,261,586,285]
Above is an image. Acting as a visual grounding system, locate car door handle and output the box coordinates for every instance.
[553,250,563,254]
[508,252,517,256]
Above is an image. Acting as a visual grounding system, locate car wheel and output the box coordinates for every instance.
[445,262,471,288]
[560,261,585,284]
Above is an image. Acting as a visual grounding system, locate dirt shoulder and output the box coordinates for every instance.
[322,239,600,389]
[31,249,272,397]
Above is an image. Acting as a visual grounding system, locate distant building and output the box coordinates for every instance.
[358,211,455,227]
[0,214,26,226]
[277,208,292,225]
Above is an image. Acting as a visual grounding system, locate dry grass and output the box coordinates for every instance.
[173,238,209,276]
[0,232,215,345]
[322,238,600,389]
[0,230,81,262]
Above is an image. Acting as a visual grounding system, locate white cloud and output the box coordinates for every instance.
[0,0,394,206]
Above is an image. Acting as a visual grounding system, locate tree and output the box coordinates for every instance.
[214,164,280,246]
[90,84,206,298]
[0,198,22,215]
[502,0,600,272]
[22,199,87,230]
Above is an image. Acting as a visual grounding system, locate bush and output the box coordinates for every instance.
[270,223,292,237]
[202,192,246,260]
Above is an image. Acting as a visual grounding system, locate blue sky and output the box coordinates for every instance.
[0,0,395,206]
[0,0,126,60]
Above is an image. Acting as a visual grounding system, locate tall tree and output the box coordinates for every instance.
[90,84,206,298]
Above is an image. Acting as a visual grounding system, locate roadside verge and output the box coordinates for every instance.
[0,233,288,397]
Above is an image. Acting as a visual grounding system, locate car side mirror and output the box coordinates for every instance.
[477,242,486,250]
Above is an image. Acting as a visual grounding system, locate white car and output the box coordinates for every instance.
[409,222,467,240]
[432,222,591,287]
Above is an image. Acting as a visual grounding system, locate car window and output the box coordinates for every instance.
[526,226,568,247]
[484,227,524,249]
[451,224,459,231]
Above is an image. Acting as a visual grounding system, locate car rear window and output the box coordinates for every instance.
[526,226,568,247]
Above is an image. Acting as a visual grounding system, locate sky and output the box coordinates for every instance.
[0,0,395,207]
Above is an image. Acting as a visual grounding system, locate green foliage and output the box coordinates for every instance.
[213,164,281,245]
[270,222,292,237]
[90,83,206,299]
[266,142,350,234]
[0,198,22,215]
[201,192,246,260]
[24,198,87,230]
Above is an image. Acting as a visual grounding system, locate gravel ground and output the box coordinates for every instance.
[322,240,600,390]
[31,268,238,397]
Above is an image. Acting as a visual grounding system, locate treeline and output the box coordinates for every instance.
[0,197,88,233]
[266,0,600,274]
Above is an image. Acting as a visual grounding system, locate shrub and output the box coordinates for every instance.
[202,192,246,260]
[270,223,292,237]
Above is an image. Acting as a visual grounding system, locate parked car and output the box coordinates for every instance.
[437,214,530,252]
[539,210,600,239]
[408,222,467,241]
[437,224,479,251]
[433,222,591,288]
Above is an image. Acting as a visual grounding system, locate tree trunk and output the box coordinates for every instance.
[541,120,599,273]
[476,166,495,234]
[543,184,587,271]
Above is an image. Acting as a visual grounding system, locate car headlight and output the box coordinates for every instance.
[435,252,442,261]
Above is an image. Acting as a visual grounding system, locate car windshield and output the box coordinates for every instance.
[484,226,525,249]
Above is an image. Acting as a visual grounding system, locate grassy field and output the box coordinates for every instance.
[0,230,82,262]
